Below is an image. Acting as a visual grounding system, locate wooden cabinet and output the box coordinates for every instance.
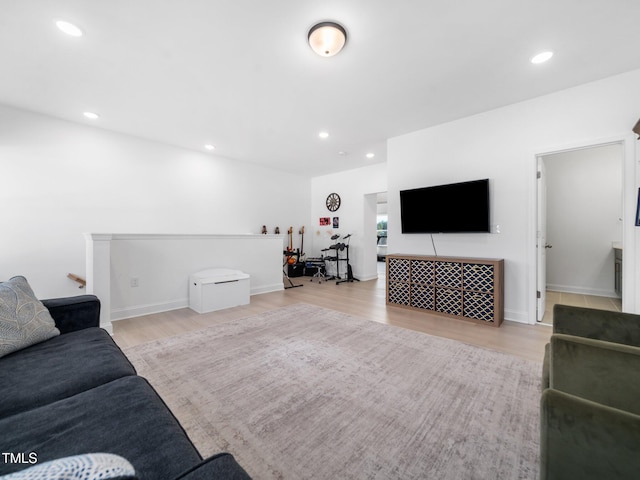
[386,254,504,327]
[614,247,622,296]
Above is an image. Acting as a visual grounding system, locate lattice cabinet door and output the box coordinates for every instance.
[435,261,463,288]
[410,284,435,310]
[462,263,497,322]
[463,292,495,322]
[463,263,495,293]
[388,257,410,282]
[411,259,434,284]
[387,257,410,305]
[435,288,463,316]
[388,281,410,306]
[408,259,435,311]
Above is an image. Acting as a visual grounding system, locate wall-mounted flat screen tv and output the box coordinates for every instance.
[400,179,490,233]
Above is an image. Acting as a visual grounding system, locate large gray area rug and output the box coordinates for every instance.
[125,304,541,479]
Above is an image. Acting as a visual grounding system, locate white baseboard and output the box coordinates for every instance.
[111,299,189,322]
[355,274,379,282]
[546,284,618,298]
[251,283,285,295]
[110,283,285,322]
[504,309,531,324]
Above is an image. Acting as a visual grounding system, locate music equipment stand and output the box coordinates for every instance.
[336,234,359,284]
[305,257,326,283]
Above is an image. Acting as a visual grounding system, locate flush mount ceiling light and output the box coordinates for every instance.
[366,153,375,159]
[531,51,554,64]
[56,20,83,37]
[318,131,330,139]
[204,144,216,151]
[83,111,99,120]
[308,22,347,57]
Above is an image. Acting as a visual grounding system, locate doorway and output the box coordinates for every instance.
[536,142,624,324]
[376,192,388,278]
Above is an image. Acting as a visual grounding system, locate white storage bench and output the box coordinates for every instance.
[189,268,250,313]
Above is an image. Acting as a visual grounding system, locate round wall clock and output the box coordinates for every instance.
[326,192,341,212]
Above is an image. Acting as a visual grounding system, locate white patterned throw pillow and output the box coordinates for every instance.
[0,276,60,358]
[0,453,136,480]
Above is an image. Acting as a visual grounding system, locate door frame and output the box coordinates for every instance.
[529,134,637,323]
[536,156,547,322]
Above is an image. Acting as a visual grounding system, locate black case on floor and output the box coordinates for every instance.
[287,263,305,277]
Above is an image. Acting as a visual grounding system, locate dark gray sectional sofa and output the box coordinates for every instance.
[0,293,251,479]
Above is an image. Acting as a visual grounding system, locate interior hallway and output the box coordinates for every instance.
[542,290,622,325]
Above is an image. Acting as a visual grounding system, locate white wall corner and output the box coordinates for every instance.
[84,233,112,331]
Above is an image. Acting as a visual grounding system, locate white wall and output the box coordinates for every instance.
[310,163,388,281]
[1,104,310,299]
[544,144,623,297]
[4,69,640,322]
[387,69,640,323]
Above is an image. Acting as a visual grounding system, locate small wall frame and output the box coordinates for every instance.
[635,188,640,227]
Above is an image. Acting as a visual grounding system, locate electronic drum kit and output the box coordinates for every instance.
[282,230,359,285]
[317,233,358,284]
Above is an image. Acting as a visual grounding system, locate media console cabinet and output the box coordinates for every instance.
[386,254,504,327]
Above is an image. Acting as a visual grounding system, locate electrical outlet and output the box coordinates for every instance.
[130,277,139,287]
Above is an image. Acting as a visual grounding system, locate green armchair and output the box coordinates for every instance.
[541,389,640,480]
[540,304,640,480]
[542,304,640,388]
[552,304,640,344]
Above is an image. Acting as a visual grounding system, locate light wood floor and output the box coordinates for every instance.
[113,266,552,363]
[541,290,622,324]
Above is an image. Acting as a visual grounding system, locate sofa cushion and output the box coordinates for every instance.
[0,276,59,358]
[42,295,101,334]
[0,327,136,418]
[0,376,202,479]
[1,453,137,480]
[540,388,640,480]
[549,333,640,415]
[553,304,640,346]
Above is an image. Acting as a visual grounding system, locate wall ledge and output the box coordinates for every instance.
[90,233,283,241]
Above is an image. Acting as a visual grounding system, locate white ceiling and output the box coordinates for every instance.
[2,0,640,176]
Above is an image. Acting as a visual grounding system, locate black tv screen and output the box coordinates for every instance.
[400,179,490,233]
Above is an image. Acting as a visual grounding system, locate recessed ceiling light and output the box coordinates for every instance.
[319,132,329,139]
[366,153,375,159]
[204,144,216,151]
[56,20,83,37]
[83,111,99,120]
[531,51,553,64]
[338,151,348,156]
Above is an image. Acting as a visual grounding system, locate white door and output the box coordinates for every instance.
[536,158,547,322]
